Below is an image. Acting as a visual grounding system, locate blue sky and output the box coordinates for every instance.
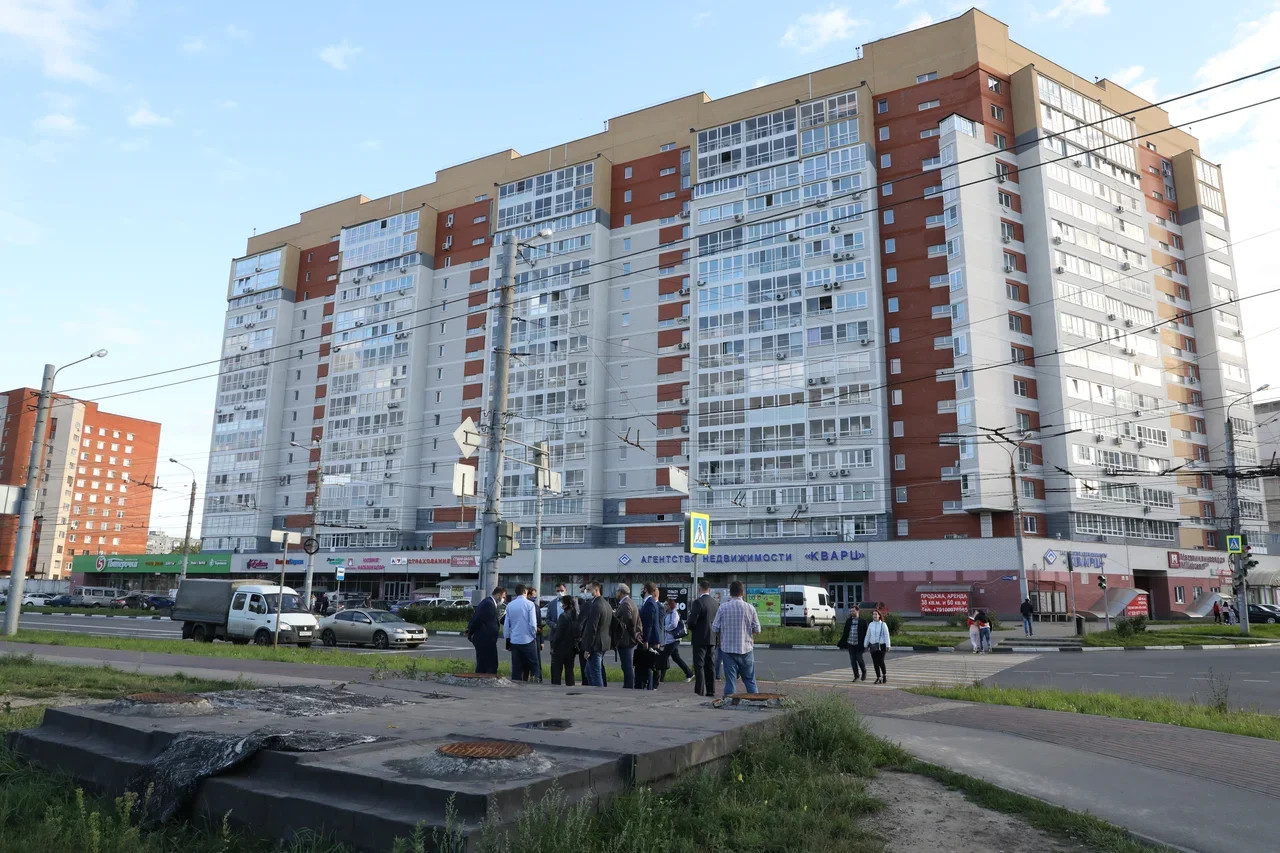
[3,0,1279,537]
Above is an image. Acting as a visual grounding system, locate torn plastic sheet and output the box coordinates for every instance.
[132,728,383,825]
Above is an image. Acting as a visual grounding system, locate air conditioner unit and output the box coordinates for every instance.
[1111,437,1123,445]
[823,283,833,291]
[1122,347,1136,356]
[1120,262,1132,271]
[820,376,831,384]
[829,470,839,478]
[680,395,689,404]
[1055,266,1066,274]
[808,471,819,479]
[1001,236,1011,244]
[354,276,362,283]
[1124,318,1134,327]
[577,379,587,386]
[524,215,533,223]
[679,211,690,219]
[384,472,393,479]
[678,316,690,325]
[840,469,850,477]
[355,320,365,326]
[574,488,584,495]
[1072,159,1083,167]
[1052,236,1063,245]
[1137,440,1145,448]
[734,213,745,223]
[680,425,690,433]
[996,176,1006,184]
[245,322,256,329]
[833,281,843,289]
[384,449,396,455]
[677,342,690,350]
[1107,313,1117,321]
[578,430,588,437]
[387,402,400,409]
[826,436,837,445]
[255,266,262,272]
[1094,433,1105,443]
[815,199,827,208]
[788,233,802,242]
[830,225,841,234]
[776,352,789,361]
[572,402,586,411]
[775,292,786,301]
[679,287,690,296]
[766,506,778,514]
[1019,462,1029,472]
[808,378,818,386]
[1104,467,1118,476]
[442,237,453,250]
[1115,205,1125,214]
[859,338,871,347]
[373,293,382,301]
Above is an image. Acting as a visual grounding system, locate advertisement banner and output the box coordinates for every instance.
[72,554,231,575]
[746,586,782,627]
[1124,593,1150,618]
[919,591,970,614]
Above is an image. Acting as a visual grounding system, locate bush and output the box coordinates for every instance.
[399,605,473,626]
[1113,615,1146,638]
[884,611,903,637]
[1128,614,1147,633]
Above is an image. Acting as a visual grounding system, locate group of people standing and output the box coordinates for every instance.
[464,578,765,698]
[837,608,891,683]
[968,609,993,653]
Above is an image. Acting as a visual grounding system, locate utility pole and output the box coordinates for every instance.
[1225,416,1250,636]
[1008,454,1028,603]
[170,458,197,584]
[3,365,56,637]
[292,440,322,608]
[533,441,548,599]
[479,233,519,596]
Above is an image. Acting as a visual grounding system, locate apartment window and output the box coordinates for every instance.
[623,214,632,226]
[1020,480,1036,499]
[620,313,631,327]
[619,473,627,488]
[920,128,940,139]
[473,214,487,224]
[1174,586,1186,604]
[892,421,904,437]
[883,210,894,225]
[1001,221,1016,242]
[658,191,676,201]
[884,238,896,254]
[895,486,908,503]
[1013,379,1029,397]
[995,161,1011,180]
[1022,515,1038,534]
[885,267,897,284]
[623,190,632,203]
[1003,252,1018,273]
[622,238,631,251]
[897,520,909,536]
[1006,283,1022,301]
[878,127,889,141]
[916,71,938,83]
[877,98,888,114]
[887,297,899,313]
[894,453,906,470]
[987,76,1002,93]
[659,142,676,152]
[888,328,900,343]
[1016,412,1032,431]
[993,133,1006,150]
[991,104,1005,122]
[998,190,1013,208]
[890,358,902,374]
[882,182,893,196]
[1008,313,1027,333]
[624,167,633,179]
[918,99,940,111]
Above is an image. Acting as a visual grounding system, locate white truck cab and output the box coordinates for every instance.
[227,584,317,646]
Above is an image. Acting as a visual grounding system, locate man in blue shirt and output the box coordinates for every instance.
[503,583,539,681]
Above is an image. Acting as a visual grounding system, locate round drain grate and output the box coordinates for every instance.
[125,692,204,704]
[731,692,785,702]
[437,740,533,760]
[451,672,501,679]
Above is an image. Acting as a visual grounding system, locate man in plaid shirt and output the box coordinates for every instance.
[711,580,761,697]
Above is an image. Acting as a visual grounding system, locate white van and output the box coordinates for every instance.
[781,585,836,627]
[71,586,125,608]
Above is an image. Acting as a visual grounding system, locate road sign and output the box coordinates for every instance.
[668,466,690,495]
[999,574,1017,581]
[336,566,346,582]
[1226,534,1244,554]
[686,512,710,555]
[453,417,482,459]
[302,537,319,555]
[452,463,477,497]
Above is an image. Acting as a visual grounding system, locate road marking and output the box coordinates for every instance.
[1243,679,1269,683]
[786,653,1036,689]
[1091,673,1120,677]
[1138,675,1167,679]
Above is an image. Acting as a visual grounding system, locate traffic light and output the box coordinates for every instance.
[1097,575,1107,590]
[495,520,521,557]
[1243,546,1259,579]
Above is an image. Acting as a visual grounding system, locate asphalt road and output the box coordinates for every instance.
[10,612,1280,709]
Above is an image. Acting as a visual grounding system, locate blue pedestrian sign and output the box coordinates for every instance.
[1226,535,1244,554]
[687,512,711,555]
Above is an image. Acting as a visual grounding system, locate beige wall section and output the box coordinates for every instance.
[1170,149,1225,217]
[242,7,1205,259]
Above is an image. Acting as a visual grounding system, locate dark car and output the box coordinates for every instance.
[1247,603,1280,624]
[110,593,174,610]
[46,594,74,607]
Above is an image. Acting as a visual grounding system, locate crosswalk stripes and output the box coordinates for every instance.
[784,652,1039,689]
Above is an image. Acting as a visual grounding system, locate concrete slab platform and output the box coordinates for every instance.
[8,677,784,851]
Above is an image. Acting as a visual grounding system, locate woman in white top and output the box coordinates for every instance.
[658,598,694,683]
[864,610,892,684]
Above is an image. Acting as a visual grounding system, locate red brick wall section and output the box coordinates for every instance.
[437,200,493,268]
[433,530,478,549]
[623,525,680,545]
[296,241,339,301]
[611,150,687,227]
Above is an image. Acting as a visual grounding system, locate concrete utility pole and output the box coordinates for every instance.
[1227,385,1268,637]
[533,441,548,600]
[4,350,107,637]
[479,228,552,596]
[170,458,197,584]
[291,440,322,608]
[984,427,1032,603]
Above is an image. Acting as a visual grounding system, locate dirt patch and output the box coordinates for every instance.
[865,771,1089,853]
[0,694,94,709]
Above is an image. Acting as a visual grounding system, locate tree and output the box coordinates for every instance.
[169,540,203,554]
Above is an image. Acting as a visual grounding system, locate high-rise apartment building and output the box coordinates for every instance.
[0,389,161,578]
[202,9,1266,616]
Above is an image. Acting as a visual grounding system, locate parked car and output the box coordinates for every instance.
[71,586,126,608]
[1247,603,1280,624]
[781,585,836,627]
[318,608,427,649]
[46,594,74,607]
[21,593,56,606]
[111,593,175,610]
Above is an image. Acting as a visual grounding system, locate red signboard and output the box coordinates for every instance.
[920,591,970,613]
[1124,593,1149,618]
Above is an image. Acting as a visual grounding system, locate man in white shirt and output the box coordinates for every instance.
[710,580,761,697]
[503,583,539,681]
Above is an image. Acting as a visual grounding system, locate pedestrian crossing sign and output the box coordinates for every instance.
[687,512,711,555]
[1227,535,1244,554]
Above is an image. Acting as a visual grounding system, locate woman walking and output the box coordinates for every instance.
[657,598,694,683]
[976,608,992,653]
[838,608,868,682]
[549,595,581,686]
[865,610,891,684]
[968,611,980,654]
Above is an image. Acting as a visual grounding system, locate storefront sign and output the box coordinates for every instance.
[450,555,478,568]
[804,549,866,563]
[1068,552,1106,570]
[1125,593,1150,618]
[919,591,970,613]
[746,586,782,626]
[1167,551,1227,572]
[73,554,231,575]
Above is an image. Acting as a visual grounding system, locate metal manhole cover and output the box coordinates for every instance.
[437,740,533,760]
[126,692,204,704]
[733,692,784,701]
[451,672,501,679]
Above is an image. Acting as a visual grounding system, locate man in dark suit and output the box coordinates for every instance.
[465,586,506,674]
[580,581,613,687]
[636,581,663,690]
[686,579,719,696]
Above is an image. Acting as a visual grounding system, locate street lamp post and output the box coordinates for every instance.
[1226,384,1269,637]
[3,350,108,637]
[169,458,198,585]
[269,529,301,647]
[291,440,322,608]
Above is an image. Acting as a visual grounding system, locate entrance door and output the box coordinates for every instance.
[827,582,864,619]
[382,581,410,602]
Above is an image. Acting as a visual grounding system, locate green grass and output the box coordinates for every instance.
[0,654,242,700]
[907,684,1280,741]
[755,625,965,648]
[1083,628,1267,646]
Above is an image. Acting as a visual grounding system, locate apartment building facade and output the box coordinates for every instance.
[201,9,1264,617]
[0,389,161,579]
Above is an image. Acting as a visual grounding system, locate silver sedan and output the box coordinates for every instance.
[317,608,428,649]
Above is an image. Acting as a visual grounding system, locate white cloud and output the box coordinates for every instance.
[0,0,129,85]
[224,23,248,40]
[1043,0,1110,22]
[33,112,78,133]
[0,209,43,245]
[216,98,238,110]
[359,138,381,151]
[1109,64,1159,101]
[780,6,864,54]
[180,35,205,53]
[318,39,361,70]
[127,102,172,127]
[907,11,935,29]
[692,10,711,26]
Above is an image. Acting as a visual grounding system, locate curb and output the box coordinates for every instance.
[993,642,1276,653]
[27,611,166,621]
